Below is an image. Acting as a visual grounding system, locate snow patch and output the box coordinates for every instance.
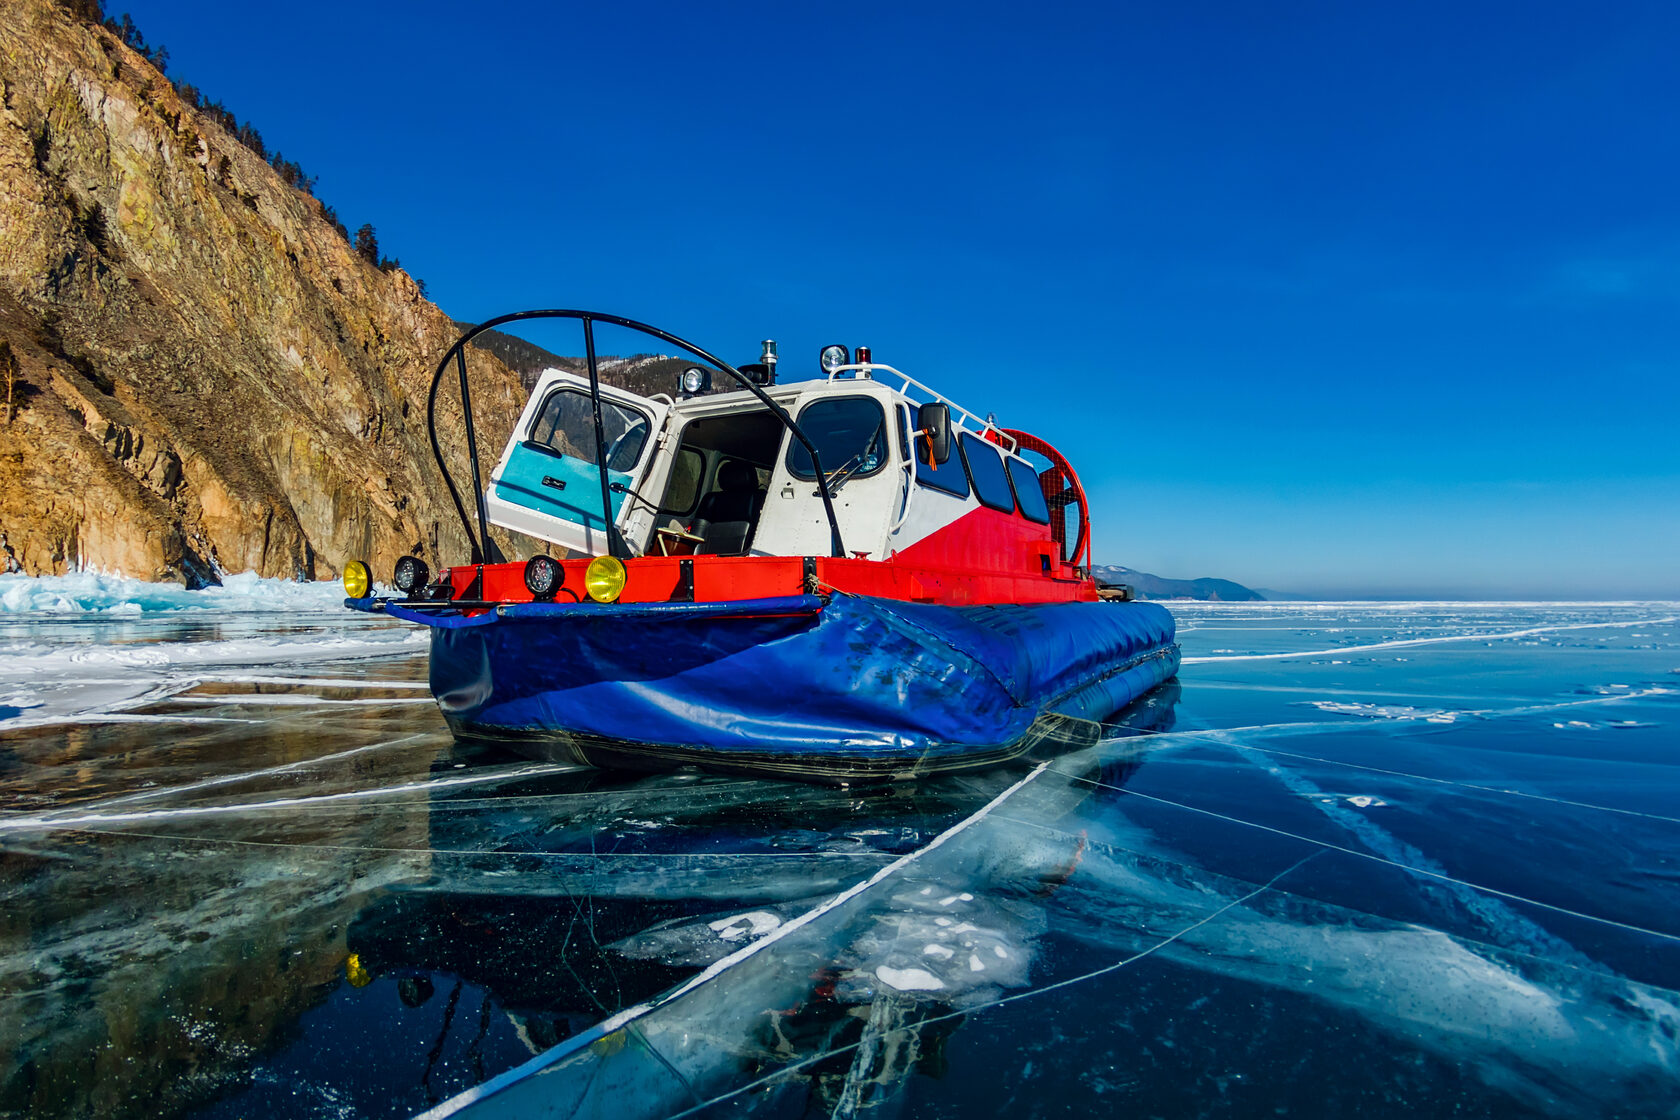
[708,912,781,942]
[876,966,945,992]
[1309,700,1460,723]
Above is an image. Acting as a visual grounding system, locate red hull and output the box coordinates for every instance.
[441,548,1096,610]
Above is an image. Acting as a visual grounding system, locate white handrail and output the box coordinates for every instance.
[889,461,916,536]
[826,363,1018,453]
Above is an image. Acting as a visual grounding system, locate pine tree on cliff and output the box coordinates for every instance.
[354,224,380,266]
[1,340,16,424]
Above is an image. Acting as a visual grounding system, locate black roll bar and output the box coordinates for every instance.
[425,310,847,563]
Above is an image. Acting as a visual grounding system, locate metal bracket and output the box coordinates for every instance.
[670,558,695,602]
[461,565,484,602]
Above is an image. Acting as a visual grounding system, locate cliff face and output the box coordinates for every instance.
[0,0,528,585]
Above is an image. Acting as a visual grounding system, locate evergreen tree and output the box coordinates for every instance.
[60,0,105,23]
[1,339,17,424]
[321,204,349,242]
[353,224,380,265]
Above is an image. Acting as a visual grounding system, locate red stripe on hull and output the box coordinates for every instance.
[439,515,1093,611]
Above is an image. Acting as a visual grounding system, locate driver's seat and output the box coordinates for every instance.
[692,461,764,555]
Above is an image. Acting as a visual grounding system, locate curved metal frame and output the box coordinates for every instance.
[1002,428,1091,572]
[427,310,846,563]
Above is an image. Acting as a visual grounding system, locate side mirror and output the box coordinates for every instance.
[916,402,952,465]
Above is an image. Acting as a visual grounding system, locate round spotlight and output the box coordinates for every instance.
[342,560,372,599]
[679,366,710,394]
[524,555,563,600]
[584,555,627,603]
[393,555,429,596]
[819,344,849,374]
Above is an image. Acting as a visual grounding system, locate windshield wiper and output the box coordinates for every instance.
[814,429,884,498]
[814,453,863,497]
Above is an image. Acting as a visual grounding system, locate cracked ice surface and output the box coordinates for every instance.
[1,585,1678,1119]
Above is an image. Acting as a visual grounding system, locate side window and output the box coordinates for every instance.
[661,448,704,514]
[528,389,651,473]
[915,429,969,497]
[1007,456,1051,524]
[785,397,888,481]
[897,404,912,462]
[961,432,1015,513]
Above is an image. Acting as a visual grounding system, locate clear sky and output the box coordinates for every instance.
[122,0,1678,598]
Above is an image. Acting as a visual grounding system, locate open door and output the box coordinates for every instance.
[484,369,669,556]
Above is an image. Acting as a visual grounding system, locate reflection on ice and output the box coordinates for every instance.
[419,734,1680,1120]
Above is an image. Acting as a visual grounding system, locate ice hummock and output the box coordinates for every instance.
[0,570,354,614]
[0,571,420,730]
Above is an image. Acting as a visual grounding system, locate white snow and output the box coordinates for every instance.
[1309,700,1460,723]
[876,966,945,992]
[708,912,782,941]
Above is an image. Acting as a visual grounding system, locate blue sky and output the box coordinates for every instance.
[126,0,1678,597]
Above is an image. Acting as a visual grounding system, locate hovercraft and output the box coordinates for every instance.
[343,311,1178,782]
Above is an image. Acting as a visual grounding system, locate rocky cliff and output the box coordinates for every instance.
[0,0,530,586]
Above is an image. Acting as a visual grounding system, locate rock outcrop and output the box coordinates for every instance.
[0,0,530,585]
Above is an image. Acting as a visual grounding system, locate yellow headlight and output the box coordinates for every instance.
[343,560,372,599]
[584,555,627,603]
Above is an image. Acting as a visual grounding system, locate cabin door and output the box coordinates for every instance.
[484,370,670,555]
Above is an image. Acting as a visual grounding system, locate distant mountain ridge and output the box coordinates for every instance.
[453,324,699,397]
[1091,565,1264,601]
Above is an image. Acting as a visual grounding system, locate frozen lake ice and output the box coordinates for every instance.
[1,576,1677,1118]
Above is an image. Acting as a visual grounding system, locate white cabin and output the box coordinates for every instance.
[483,362,1058,563]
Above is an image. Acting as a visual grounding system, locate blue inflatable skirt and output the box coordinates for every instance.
[381,593,1179,782]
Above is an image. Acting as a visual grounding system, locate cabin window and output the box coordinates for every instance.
[961,432,1016,513]
[1007,456,1052,524]
[528,388,651,473]
[785,396,889,481]
[662,448,705,515]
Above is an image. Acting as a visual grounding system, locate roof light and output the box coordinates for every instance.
[585,555,627,603]
[524,555,563,600]
[679,366,711,395]
[856,346,871,365]
[819,344,849,374]
[393,555,429,596]
[342,560,371,599]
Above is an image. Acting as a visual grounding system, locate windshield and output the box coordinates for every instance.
[784,396,887,481]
